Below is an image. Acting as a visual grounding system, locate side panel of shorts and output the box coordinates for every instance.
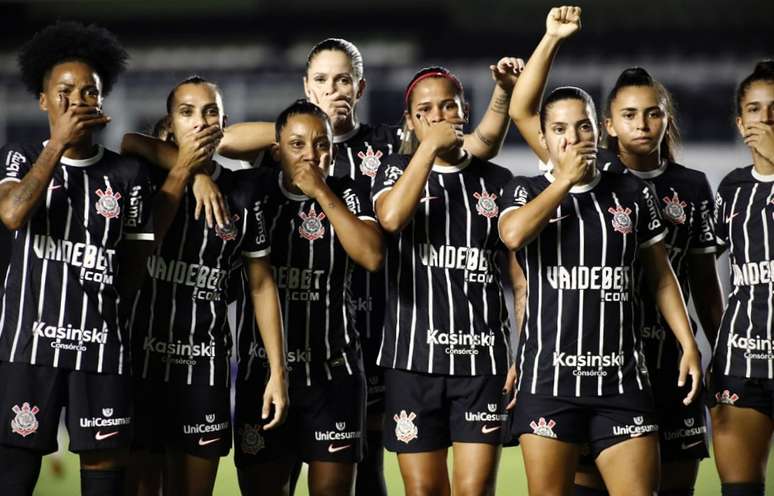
[708,373,774,418]
[383,369,507,453]
[653,380,709,461]
[363,335,385,416]
[234,369,366,468]
[135,379,231,458]
[0,361,66,454]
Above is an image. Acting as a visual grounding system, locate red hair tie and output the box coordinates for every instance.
[403,71,464,109]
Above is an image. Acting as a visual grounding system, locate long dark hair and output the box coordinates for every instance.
[603,67,680,162]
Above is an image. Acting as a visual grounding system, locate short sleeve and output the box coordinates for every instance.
[713,190,728,253]
[341,180,375,222]
[688,175,718,254]
[372,154,410,205]
[0,144,32,185]
[497,176,534,231]
[241,198,271,259]
[636,183,667,249]
[122,162,156,242]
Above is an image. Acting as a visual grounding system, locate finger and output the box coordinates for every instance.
[261,393,271,421]
[685,369,700,406]
[264,401,285,431]
[559,6,569,21]
[506,395,517,410]
[515,58,526,72]
[57,94,69,115]
[218,196,231,226]
[76,116,112,129]
[559,137,568,152]
[212,196,227,228]
[204,200,213,228]
[550,7,561,21]
[195,197,203,221]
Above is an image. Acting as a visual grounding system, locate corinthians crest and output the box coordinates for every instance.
[11,402,40,437]
[215,213,240,241]
[662,192,687,224]
[529,417,557,438]
[608,205,633,235]
[298,205,326,241]
[240,424,265,455]
[474,191,499,219]
[95,185,122,219]
[394,410,418,444]
[357,146,382,178]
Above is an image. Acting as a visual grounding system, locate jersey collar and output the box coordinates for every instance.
[432,151,472,174]
[43,140,104,167]
[751,167,774,183]
[333,124,361,144]
[626,159,668,179]
[278,171,309,201]
[544,167,601,193]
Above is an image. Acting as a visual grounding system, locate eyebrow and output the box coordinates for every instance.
[619,105,661,112]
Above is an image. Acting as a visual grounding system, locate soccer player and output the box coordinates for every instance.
[710,60,774,496]
[218,39,523,496]
[121,77,288,496]
[0,22,155,495]
[372,66,517,496]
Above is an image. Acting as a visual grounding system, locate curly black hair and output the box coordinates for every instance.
[17,20,128,96]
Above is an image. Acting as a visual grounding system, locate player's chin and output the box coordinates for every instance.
[622,140,658,156]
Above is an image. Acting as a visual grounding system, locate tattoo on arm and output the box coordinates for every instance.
[474,128,496,147]
[490,92,510,115]
[11,176,41,205]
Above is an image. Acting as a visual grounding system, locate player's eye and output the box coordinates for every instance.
[314,76,326,84]
[337,76,352,85]
[444,102,459,111]
[179,108,192,116]
[290,140,304,148]
[622,112,635,120]
[746,104,760,113]
[579,123,593,132]
[85,89,99,98]
[649,109,664,119]
[552,125,565,134]
[206,108,220,116]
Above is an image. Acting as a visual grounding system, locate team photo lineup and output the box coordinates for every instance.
[0,4,772,496]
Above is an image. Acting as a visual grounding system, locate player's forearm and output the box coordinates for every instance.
[218,122,275,161]
[0,141,65,230]
[375,144,436,233]
[498,179,571,251]
[247,259,287,376]
[152,167,191,242]
[511,33,562,122]
[316,187,384,272]
[687,253,724,348]
[121,133,178,170]
[464,85,512,161]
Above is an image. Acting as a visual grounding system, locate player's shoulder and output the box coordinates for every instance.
[468,156,513,185]
[1,142,44,164]
[361,122,402,146]
[718,165,754,192]
[596,148,626,173]
[601,169,647,193]
[664,161,710,186]
[100,147,157,181]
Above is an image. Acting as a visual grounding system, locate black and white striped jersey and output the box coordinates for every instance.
[500,170,667,397]
[235,168,375,386]
[610,159,717,381]
[713,165,774,380]
[130,164,270,387]
[0,142,154,374]
[372,153,513,376]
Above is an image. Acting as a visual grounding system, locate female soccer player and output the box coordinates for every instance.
[372,66,517,496]
[0,21,154,495]
[509,9,722,494]
[218,39,523,496]
[121,77,288,496]
[710,60,774,496]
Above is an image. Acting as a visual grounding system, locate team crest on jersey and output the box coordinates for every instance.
[357,146,383,178]
[474,191,499,219]
[529,417,557,438]
[95,186,122,219]
[215,213,240,241]
[298,205,326,241]
[394,410,418,444]
[662,192,687,224]
[240,424,265,455]
[715,389,739,405]
[608,206,633,235]
[11,402,39,437]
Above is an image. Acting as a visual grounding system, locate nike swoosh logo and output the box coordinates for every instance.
[95,431,119,441]
[548,215,569,224]
[481,425,501,434]
[328,443,352,453]
[198,437,221,446]
[49,184,62,191]
[681,440,704,450]
[726,212,739,223]
[419,196,438,204]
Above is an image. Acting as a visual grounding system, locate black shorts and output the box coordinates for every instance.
[510,389,657,459]
[233,368,366,468]
[708,373,774,418]
[652,377,708,462]
[134,379,231,458]
[0,361,133,454]
[383,369,508,453]
[363,335,385,416]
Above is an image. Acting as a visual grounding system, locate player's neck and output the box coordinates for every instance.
[62,140,99,161]
[281,171,305,197]
[577,165,597,185]
[752,151,774,176]
[435,147,466,166]
[617,147,661,172]
[333,115,359,139]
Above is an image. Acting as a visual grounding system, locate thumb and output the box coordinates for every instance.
[559,137,568,153]
[261,392,271,419]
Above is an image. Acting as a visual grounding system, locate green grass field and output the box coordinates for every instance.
[34,442,774,495]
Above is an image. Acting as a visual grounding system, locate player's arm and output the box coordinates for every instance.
[375,120,463,233]
[0,97,110,230]
[687,254,724,350]
[498,138,593,251]
[218,122,275,162]
[462,57,524,160]
[294,155,384,272]
[121,133,178,170]
[505,252,525,409]
[244,255,288,430]
[641,241,702,405]
[510,6,582,163]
